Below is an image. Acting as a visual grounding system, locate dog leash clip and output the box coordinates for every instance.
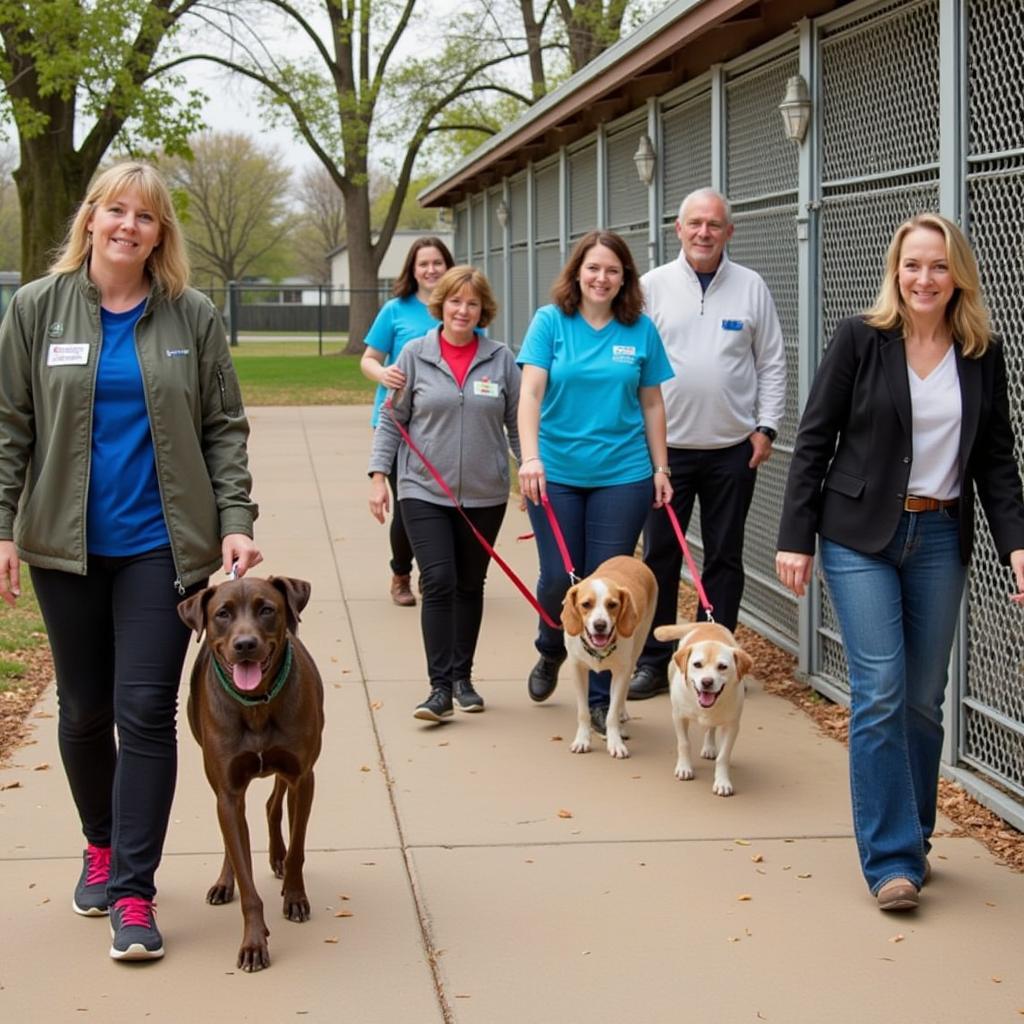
[227,561,239,581]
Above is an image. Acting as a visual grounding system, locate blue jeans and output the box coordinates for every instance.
[821,509,965,894]
[527,478,652,706]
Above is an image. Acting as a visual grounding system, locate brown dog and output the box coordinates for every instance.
[178,576,324,972]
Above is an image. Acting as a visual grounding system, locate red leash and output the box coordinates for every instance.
[664,503,715,622]
[383,399,562,629]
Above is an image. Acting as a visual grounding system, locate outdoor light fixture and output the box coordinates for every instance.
[495,200,510,228]
[633,133,656,186]
[779,74,811,144]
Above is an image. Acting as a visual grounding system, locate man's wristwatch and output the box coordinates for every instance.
[755,426,777,442]
[653,465,672,477]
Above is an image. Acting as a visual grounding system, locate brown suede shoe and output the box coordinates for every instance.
[390,574,416,607]
[876,877,919,911]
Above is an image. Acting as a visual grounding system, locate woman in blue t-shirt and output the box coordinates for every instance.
[518,230,674,736]
[360,236,454,606]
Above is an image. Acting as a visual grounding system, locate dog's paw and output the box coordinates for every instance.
[674,762,695,781]
[283,892,311,923]
[712,778,735,797]
[700,742,717,760]
[607,738,630,759]
[206,882,235,905]
[570,731,592,754]
[237,927,271,972]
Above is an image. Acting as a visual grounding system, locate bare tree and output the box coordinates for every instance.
[185,0,537,353]
[161,131,292,287]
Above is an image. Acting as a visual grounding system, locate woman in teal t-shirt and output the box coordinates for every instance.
[360,236,453,606]
[517,230,674,737]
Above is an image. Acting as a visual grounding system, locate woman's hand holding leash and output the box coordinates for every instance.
[652,471,673,509]
[222,534,262,578]
[1010,549,1024,605]
[519,456,547,506]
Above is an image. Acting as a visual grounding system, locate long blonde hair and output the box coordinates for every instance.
[49,161,190,299]
[864,213,991,358]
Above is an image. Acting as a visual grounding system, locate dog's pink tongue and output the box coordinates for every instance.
[232,661,263,691]
[589,632,611,648]
[698,690,717,708]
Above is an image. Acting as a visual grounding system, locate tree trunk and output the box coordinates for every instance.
[12,113,88,282]
[342,183,382,356]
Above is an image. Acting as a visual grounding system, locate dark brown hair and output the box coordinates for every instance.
[393,236,455,298]
[427,265,498,329]
[549,230,644,325]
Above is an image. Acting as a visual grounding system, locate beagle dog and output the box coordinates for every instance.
[561,556,657,758]
[654,621,753,796]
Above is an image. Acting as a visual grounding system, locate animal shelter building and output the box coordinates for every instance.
[420,0,1024,827]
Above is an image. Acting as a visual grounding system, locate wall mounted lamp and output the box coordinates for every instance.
[633,134,656,187]
[779,74,811,144]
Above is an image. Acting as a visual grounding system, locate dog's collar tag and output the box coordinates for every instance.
[212,641,294,706]
[581,636,617,661]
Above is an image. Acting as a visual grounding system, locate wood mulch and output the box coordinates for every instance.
[3,600,1023,871]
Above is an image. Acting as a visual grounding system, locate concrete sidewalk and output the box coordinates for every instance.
[1,405,1021,1023]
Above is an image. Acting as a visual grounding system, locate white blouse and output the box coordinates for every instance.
[907,345,962,500]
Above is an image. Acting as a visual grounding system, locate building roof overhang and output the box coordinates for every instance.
[420,0,844,207]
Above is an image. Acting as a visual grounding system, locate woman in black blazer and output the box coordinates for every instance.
[776,213,1024,913]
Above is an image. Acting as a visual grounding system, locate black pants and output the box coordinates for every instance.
[31,548,204,902]
[400,498,506,690]
[387,462,414,576]
[639,440,757,666]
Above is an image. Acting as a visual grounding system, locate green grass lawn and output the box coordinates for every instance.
[230,349,376,406]
[0,573,48,692]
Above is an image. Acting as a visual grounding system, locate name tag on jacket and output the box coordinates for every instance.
[47,343,90,366]
[473,379,501,397]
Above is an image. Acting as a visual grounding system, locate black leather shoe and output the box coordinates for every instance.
[527,652,566,703]
[628,664,669,700]
[589,705,630,740]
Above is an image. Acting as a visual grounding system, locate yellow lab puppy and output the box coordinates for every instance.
[654,621,753,796]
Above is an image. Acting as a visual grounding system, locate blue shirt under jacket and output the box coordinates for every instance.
[87,299,170,556]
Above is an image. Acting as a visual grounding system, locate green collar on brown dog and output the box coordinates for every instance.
[211,641,294,706]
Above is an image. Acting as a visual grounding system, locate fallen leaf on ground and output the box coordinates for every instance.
[737,894,752,901]
[751,853,764,863]
[338,894,350,900]
[0,781,21,790]
[550,735,563,741]
[734,839,751,846]
[557,809,573,819]
[992,977,1002,983]
[359,765,371,772]
[797,873,812,879]
[334,909,353,918]
[324,937,339,944]
[371,701,383,710]
[888,934,904,943]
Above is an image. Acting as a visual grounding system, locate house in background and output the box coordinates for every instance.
[328,229,454,303]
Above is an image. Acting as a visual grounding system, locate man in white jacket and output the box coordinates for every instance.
[629,188,786,699]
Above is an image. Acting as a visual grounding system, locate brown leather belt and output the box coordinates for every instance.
[904,495,958,513]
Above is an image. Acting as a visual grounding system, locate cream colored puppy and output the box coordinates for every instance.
[654,622,753,796]
[561,556,657,758]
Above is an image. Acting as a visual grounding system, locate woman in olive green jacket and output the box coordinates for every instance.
[0,162,260,962]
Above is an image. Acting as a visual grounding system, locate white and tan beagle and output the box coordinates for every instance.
[561,556,657,758]
[654,621,753,796]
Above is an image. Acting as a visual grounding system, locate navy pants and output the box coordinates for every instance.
[31,547,203,902]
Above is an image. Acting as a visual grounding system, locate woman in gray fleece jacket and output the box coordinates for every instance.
[369,266,521,721]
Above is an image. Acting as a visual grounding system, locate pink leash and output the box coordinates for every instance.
[384,399,563,629]
[664,503,715,622]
